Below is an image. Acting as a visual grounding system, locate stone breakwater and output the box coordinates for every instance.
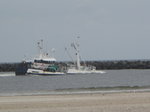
[0,63,18,72]
[1,60,150,72]
[85,60,150,70]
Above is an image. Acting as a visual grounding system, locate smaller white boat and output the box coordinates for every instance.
[66,38,106,74]
[67,67,106,74]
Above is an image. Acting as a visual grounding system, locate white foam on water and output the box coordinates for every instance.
[0,72,15,77]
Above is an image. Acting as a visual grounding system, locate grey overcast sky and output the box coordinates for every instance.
[0,0,150,62]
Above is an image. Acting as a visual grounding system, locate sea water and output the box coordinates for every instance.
[0,70,150,95]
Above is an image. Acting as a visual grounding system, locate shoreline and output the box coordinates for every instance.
[0,91,150,112]
[0,87,150,97]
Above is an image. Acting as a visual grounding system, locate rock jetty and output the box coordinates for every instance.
[0,60,150,72]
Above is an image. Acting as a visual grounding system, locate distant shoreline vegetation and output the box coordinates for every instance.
[0,60,150,72]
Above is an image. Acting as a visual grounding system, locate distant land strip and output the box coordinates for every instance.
[0,60,150,72]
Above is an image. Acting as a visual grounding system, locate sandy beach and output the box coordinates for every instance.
[0,92,150,112]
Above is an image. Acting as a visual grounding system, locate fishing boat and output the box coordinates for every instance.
[15,38,105,76]
[66,38,106,74]
[15,40,66,76]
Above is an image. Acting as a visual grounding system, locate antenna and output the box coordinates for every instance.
[41,39,43,50]
[37,39,44,59]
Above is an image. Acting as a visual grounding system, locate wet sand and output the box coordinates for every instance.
[0,92,150,112]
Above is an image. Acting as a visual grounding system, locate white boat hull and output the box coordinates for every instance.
[67,69,106,74]
[27,69,65,76]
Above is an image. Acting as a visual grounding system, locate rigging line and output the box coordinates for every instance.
[65,47,75,64]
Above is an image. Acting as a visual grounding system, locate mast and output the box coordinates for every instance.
[76,36,81,70]
[37,39,43,59]
[76,45,80,70]
[71,37,81,70]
